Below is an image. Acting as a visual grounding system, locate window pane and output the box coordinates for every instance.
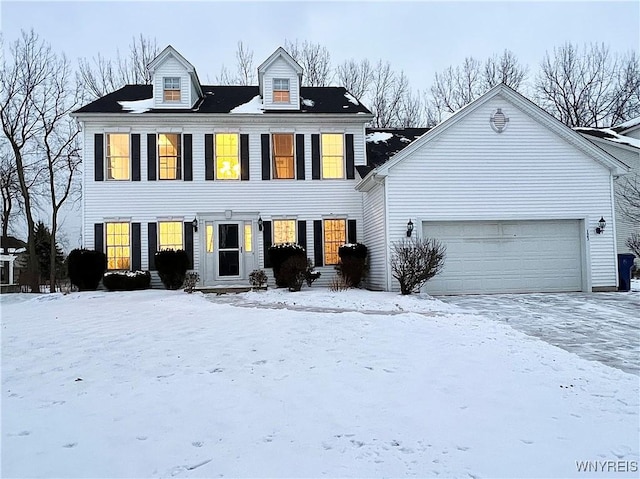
[273,220,296,244]
[272,133,294,179]
[206,224,214,253]
[244,223,252,252]
[159,221,183,251]
[321,134,344,179]
[163,77,181,102]
[219,224,239,249]
[106,222,130,270]
[323,219,346,265]
[106,134,130,180]
[216,134,239,180]
[158,134,181,180]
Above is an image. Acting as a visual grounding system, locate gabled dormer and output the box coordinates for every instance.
[148,45,203,109]
[258,47,303,111]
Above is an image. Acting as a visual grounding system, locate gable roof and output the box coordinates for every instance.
[73,85,372,115]
[612,116,640,135]
[147,45,203,98]
[575,126,640,152]
[365,128,430,167]
[258,47,303,97]
[358,84,629,189]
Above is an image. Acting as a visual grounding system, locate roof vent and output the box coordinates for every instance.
[490,108,509,133]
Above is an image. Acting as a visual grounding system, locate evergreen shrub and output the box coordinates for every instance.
[67,249,107,291]
[102,270,151,291]
[336,243,368,287]
[155,249,190,290]
[267,243,306,287]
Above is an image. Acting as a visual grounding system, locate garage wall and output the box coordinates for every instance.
[383,93,617,292]
[362,181,387,290]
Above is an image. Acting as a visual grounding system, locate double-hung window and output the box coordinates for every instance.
[106,222,130,270]
[106,134,130,180]
[216,133,239,180]
[272,133,294,179]
[158,221,183,251]
[273,78,290,103]
[321,133,344,179]
[163,77,181,102]
[158,133,181,180]
[323,219,346,265]
[273,219,296,244]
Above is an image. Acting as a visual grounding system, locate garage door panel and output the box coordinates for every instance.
[423,220,582,295]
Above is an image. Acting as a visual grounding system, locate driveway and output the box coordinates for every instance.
[441,291,640,376]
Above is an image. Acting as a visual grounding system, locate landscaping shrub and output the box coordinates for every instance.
[268,243,306,287]
[155,249,190,290]
[249,269,268,288]
[336,243,368,287]
[304,259,321,287]
[102,270,151,291]
[67,248,107,291]
[184,272,200,293]
[280,255,307,292]
[390,238,446,295]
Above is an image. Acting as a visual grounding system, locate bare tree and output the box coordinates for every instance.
[215,41,255,85]
[483,50,527,90]
[284,39,333,86]
[368,60,411,127]
[617,173,640,223]
[535,42,640,127]
[336,58,373,99]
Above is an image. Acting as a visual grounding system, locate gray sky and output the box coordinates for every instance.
[2,1,639,91]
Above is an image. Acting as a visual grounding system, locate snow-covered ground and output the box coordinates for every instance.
[2,288,638,478]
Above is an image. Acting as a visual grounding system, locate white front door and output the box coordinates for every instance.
[216,222,243,279]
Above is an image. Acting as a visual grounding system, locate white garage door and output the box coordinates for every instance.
[422,220,583,295]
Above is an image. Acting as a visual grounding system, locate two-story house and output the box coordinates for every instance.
[73,46,372,288]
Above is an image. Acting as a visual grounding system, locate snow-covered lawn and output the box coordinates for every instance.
[2,289,638,478]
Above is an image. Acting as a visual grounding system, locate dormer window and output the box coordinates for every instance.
[163,77,181,102]
[273,78,290,103]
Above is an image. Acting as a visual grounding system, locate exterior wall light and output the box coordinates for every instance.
[407,219,414,237]
[258,216,263,231]
[595,217,606,234]
[192,217,198,232]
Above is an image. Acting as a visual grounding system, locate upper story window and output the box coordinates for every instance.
[273,219,296,244]
[321,133,344,179]
[272,133,294,179]
[216,133,239,180]
[273,78,290,103]
[163,77,181,102]
[106,222,130,270]
[323,219,346,265]
[158,133,181,180]
[158,221,183,251]
[106,134,130,180]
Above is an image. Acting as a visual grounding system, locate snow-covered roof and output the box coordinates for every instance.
[118,98,154,114]
[575,127,640,150]
[229,95,264,114]
[613,116,640,133]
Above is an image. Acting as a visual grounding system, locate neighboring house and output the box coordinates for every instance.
[575,118,640,256]
[72,46,373,288]
[357,84,628,294]
[0,236,27,285]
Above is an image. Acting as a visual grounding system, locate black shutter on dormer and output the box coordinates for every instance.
[94,223,104,253]
[346,134,355,180]
[184,221,194,269]
[94,134,104,181]
[148,222,157,270]
[132,222,141,270]
[348,219,357,244]
[131,134,141,181]
[205,134,214,180]
[296,134,305,180]
[297,220,307,251]
[183,134,192,181]
[147,134,156,181]
[313,220,323,267]
[261,134,271,180]
[263,220,272,268]
[240,134,249,181]
[311,134,320,180]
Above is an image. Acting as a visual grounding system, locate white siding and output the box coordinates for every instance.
[362,181,387,290]
[153,56,192,109]
[262,57,300,110]
[383,93,618,292]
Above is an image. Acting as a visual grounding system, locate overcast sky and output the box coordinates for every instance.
[2,1,639,93]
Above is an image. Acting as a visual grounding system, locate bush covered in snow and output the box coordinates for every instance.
[67,248,107,291]
[390,238,446,295]
[155,249,190,290]
[183,272,200,293]
[268,243,306,287]
[336,243,368,288]
[102,270,151,291]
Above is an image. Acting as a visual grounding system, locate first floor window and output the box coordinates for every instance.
[324,219,346,265]
[321,133,344,179]
[163,77,181,102]
[273,78,290,103]
[106,222,130,270]
[158,221,183,251]
[158,133,181,180]
[273,219,296,244]
[272,133,294,179]
[106,133,130,180]
[216,133,239,180]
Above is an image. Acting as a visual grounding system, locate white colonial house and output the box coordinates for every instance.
[73,46,630,294]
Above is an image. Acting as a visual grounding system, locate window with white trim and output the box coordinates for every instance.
[273,78,290,103]
[273,219,296,244]
[158,221,183,251]
[158,133,181,180]
[163,77,181,102]
[321,133,344,179]
[323,219,346,265]
[106,134,130,180]
[106,222,130,270]
[216,133,239,180]
[272,133,294,179]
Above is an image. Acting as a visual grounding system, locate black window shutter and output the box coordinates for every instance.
[131,134,141,181]
[296,134,305,180]
[346,134,355,180]
[263,220,272,268]
[94,223,104,253]
[132,222,141,270]
[183,134,192,181]
[147,134,156,181]
[184,221,194,269]
[297,220,307,251]
[94,134,104,181]
[240,134,250,181]
[261,134,271,180]
[311,134,320,180]
[313,220,323,267]
[148,222,157,270]
[348,219,357,244]
[176,135,182,180]
[205,134,214,180]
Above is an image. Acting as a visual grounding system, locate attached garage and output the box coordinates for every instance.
[422,220,584,295]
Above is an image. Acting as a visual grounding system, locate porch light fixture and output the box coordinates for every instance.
[258,216,263,231]
[192,217,198,232]
[406,219,414,237]
[595,217,606,234]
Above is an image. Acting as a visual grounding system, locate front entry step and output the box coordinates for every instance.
[195,285,267,295]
